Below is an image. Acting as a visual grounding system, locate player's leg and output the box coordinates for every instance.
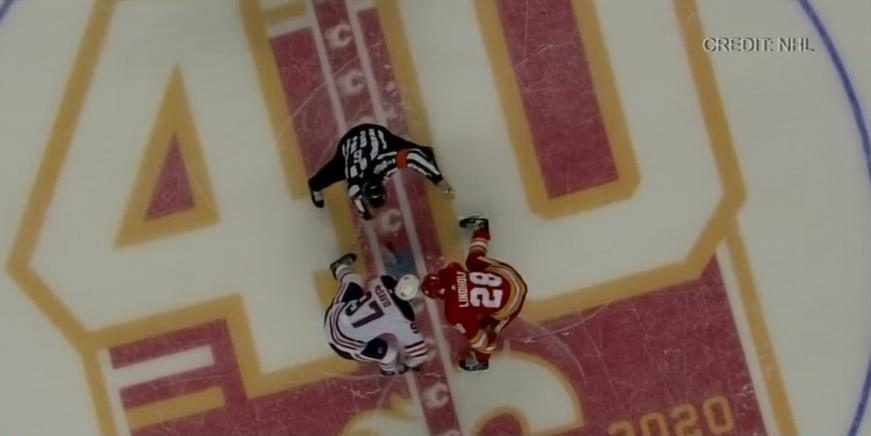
[464,305,522,370]
[460,289,525,374]
[394,321,428,370]
[330,253,366,305]
[460,342,496,372]
[455,323,495,372]
[355,338,405,376]
[330,252,357,279]
[461,265,527,373]
[459,215,498,271]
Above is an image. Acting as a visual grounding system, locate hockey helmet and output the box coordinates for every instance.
[394,274,420,301]
[362,180,387,209]
[421,273,445,299]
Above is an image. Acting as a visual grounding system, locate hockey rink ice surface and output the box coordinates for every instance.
[0,0,869,435]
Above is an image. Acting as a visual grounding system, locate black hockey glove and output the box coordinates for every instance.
[310,190,324,208]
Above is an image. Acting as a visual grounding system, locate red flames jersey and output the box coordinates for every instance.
[438,262,517,342]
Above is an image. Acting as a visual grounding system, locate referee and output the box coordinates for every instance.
[308,124,454,220]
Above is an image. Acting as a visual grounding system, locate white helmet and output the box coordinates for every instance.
[394,274,420,301]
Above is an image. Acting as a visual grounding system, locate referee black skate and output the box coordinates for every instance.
[308,123,454,220]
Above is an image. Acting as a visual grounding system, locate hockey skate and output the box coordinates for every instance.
[458,356,489,372]
[458,215,489,231]
[380,364,409,377]
[329,253,357,279]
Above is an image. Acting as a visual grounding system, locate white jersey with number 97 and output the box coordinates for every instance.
[326,276,421,354]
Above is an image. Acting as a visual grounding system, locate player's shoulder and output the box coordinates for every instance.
[378,274,398,289]
[365,275,396,294]
[435,263,463,288]
[443,262,465,275]
[343,123,391,137]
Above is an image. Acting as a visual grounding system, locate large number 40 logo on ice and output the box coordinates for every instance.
[7,0,743,435]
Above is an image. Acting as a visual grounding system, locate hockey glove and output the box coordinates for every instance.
[437,180,455,199]
[310,190,325,208]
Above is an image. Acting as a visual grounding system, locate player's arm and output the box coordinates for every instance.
[395,145,441,182]
[308,147,346,208]
[347,183,373,220]
[391,139,454,197]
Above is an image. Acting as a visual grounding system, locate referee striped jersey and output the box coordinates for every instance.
[338,124,445,216]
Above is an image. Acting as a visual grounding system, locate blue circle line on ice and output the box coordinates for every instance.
[796,1,871,436]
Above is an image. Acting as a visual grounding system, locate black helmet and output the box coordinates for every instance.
[363,180,387,209]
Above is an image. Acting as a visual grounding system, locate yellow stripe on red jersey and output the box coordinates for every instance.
[486,264,527,320]
[469,330,489,350]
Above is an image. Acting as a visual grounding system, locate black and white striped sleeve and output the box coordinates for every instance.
[344,173,370,218]
[345,182,371,219]
[395,146,444,184]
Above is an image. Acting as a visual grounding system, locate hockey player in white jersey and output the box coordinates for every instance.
[324,253,429,376]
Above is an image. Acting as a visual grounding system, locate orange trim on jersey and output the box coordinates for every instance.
[469,330,488,350]
[396,149,410,169]
[474,255,499,268]
[493,317,511,334]
[487,264,527,320]
[469,241,488,253]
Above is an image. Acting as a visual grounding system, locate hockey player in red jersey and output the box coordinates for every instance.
[421,215,527,371]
